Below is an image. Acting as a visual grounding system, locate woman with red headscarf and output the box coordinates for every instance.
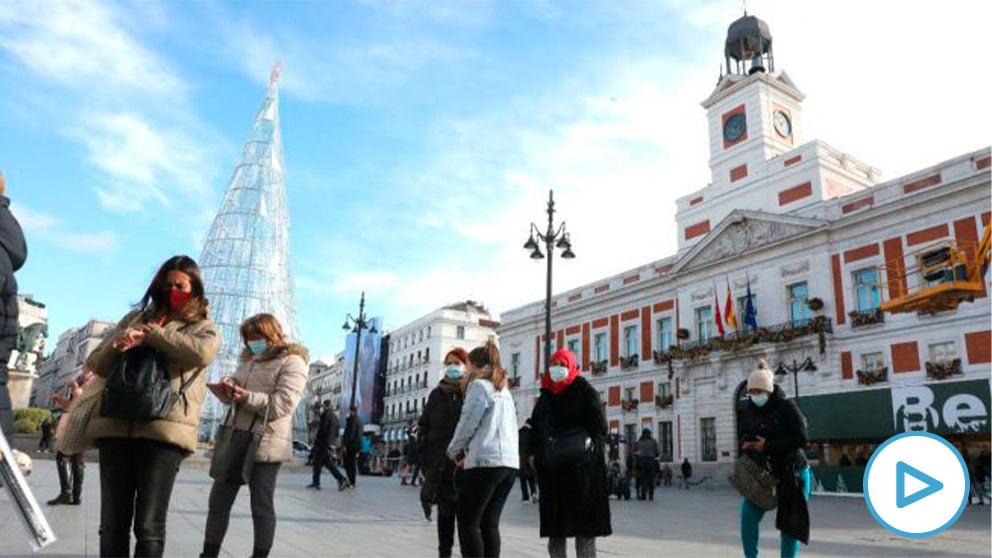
[529,349,611,558]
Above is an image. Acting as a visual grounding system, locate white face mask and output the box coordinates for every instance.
[750,393,769,408]
[549,365,570,383]
[445,364,464,379]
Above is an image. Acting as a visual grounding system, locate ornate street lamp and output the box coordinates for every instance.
[342,291,377,413]
[775,356,817,401]
[524,189,575,376]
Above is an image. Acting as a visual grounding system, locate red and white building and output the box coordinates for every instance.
[497,14,990,490]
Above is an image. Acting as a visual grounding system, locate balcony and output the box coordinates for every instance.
[656,316,833,361]
[590,360,608,376]
[848,308,884,328]
[620,355,639,370]
[508,376,521,388]
[856,367,888,386]
[654,394,674,409]
[652,350,672,364]
[621,398,639,412]
[925,358,962,380]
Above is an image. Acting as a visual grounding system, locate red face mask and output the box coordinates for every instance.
[167,289,192,312]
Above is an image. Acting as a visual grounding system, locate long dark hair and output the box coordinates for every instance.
[135,255,209,323]
[467,339,507,391]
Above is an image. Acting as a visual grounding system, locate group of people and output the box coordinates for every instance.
[307,400,362,491]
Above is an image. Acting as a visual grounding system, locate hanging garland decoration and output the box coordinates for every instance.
[856,367,888,386]
[925,359,962,380]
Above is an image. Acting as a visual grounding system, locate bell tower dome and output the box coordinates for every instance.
[725,13,774,76]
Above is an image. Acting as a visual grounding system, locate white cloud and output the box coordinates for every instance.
[10,204,118,252]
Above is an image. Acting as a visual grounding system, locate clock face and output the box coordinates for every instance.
[723,113,747,142]
[773,110,792,138]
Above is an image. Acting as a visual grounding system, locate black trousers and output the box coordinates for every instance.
[434,465,460,558]
[54,451,85,499]
[311,451,346,486]
[456,467,515,558]
[343,449,358,485]
[518,473,537,501]
[204,462,281,558]
[97,438,185,558]
[636,461,656,500]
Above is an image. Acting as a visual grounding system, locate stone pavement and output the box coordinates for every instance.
[2,461,989,557]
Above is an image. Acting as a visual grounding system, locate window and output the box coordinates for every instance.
[695,307,713,342]
[511,353,520,378]
[427,326,431,338]
[456,325,465,340]
[624,387,636,402]
[418,331,423,342]
[700,417,717,462]
[658,382,671,399]
[929,342,958,364]
[853,268,880,311]
[787,281,810,324]
[424,348,429,362]
[623,326,638,358]
[860,352,884,371]
[656,317,673,352]
[737,294,758,332]
[595,333,608,363]
[658,421,674,462]
[567,338,581,362]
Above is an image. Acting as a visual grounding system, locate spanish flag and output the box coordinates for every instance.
[724,279,738,330]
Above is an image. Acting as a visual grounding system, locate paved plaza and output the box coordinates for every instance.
[2,460,990,557]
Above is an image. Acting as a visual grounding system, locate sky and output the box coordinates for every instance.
[1,0,989,360]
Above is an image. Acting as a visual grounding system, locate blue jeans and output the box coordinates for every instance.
[740,465,811,558]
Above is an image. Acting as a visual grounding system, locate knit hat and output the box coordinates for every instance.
[747,358,774,393]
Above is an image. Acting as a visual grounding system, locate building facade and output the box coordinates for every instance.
[31,320,114,408]
[7,295,48,409]
[498,14,991,491]
[380,301,499,447]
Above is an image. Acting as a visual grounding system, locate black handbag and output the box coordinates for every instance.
[100,346,197,420]
[210,402,270,486]
[730,453,778,510]
[543,428,593,469]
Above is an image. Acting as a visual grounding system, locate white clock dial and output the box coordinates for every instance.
[773,111,792,138]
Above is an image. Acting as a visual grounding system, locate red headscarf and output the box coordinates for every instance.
[542,348,581,395]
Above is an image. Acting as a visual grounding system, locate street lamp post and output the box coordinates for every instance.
[524,189,576,375]
[342,291,377,412]
[775,357,817,401]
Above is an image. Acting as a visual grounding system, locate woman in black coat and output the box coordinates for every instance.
[737,360,810,558]
[530,349,611,558]
[418,348,467,558]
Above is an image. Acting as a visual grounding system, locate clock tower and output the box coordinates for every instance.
[702,13,805,187]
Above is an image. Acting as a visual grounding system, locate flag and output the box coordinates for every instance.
[744,278,758,330]
[724,279,738,330]
[713,287,725,337]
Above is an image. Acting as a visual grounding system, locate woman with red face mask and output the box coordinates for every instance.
[85,255,220,558]
[529,349,612,558]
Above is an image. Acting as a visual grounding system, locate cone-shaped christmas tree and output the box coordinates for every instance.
[198,63,304,439]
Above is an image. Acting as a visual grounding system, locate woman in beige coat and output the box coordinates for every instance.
[85,255,220,558]
[201,313,308,558]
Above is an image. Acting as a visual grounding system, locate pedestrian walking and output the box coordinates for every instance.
[634,428,659,501]
[342,406,362,487]
[518,419,538,503]
[736,359,811,558]
[46,370,97,506]
[662,463,673,486]
[446,340,519,558]
[530,349,611,558]
[681,458,693,489]
[308,400,350,491]
[0,171,27,439]
[38,414,53,453]
[201,314,307,558]
[419,347,467,556]
[403,427,422,487]
[85,255,220,557]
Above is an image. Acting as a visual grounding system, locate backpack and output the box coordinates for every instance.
[100,345,197,420]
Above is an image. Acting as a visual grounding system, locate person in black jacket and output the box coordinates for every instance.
[418,347,467,557]
[307,400,349,491]
[342,405,362,487]
[0,172,27,437]
[518,420,538,503]
[530,349,611,558]
[737,359,811,558]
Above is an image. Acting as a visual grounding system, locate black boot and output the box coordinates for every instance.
[70,461,85,505]
[48,454,71,505]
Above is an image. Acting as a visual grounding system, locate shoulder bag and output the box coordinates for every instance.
[730,453,778,510]
[210,400,270,486]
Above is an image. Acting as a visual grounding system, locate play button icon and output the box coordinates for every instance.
[864,432,969,538]
[895,461,943,508]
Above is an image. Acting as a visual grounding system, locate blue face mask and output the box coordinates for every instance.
[445,364,464,379]
[247,340,268,356]
[750,393,769,408]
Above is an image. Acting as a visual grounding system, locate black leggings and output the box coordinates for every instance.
[456,467,516,558]
[204,462,281,558]
[97,437,185,558]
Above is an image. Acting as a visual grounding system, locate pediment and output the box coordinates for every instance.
[674,210,825,273]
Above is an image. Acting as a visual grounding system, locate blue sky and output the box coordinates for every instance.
[1,0,989,359]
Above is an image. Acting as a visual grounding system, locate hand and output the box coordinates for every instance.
[231,385,249,405]
[456,458,466,470]
[113,328,146,352]
[741,436,766,453]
